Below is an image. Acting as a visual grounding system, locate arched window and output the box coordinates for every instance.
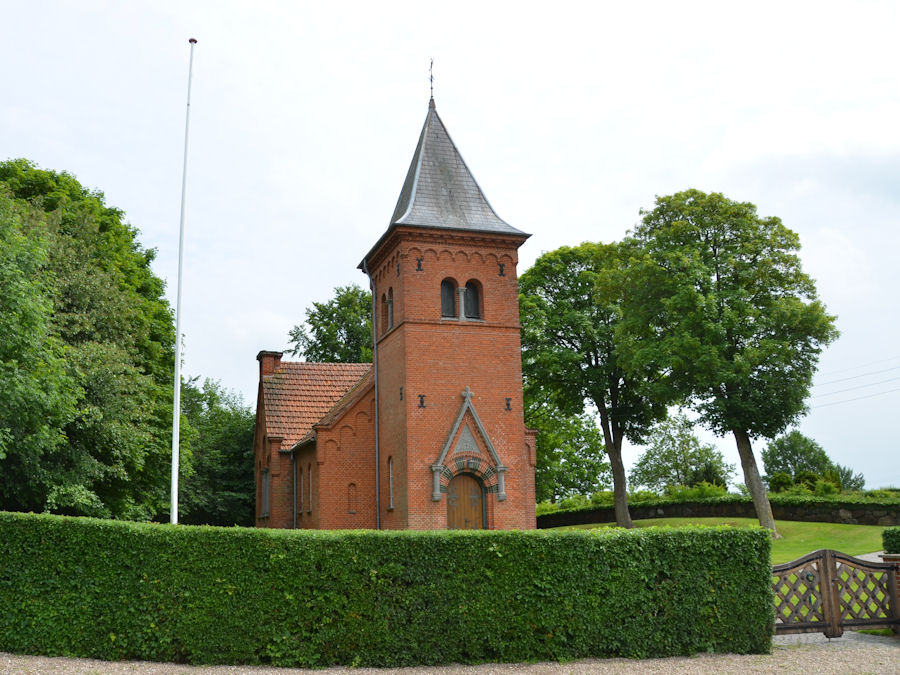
[298,468,303,514]
[380,294,388,335]
[464,281,481,319]
[388,456,394,510]
[441,279,457,317]
[260,468,270,518]
[387,288,394,329]
[348,483,357,514]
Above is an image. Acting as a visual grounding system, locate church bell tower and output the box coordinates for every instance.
[360,99,536,530]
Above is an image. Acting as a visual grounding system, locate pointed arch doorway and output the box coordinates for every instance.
[447,473,486,529]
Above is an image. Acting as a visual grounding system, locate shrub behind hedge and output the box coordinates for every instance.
[538,493,900,529]
[885,527,900,554]
[0,512,772,667]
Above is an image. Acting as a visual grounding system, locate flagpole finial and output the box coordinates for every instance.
[189,38,197,44]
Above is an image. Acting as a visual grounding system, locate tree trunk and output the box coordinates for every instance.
[733,428,780,538]
[596,402,633,528]
[607,436,634,528]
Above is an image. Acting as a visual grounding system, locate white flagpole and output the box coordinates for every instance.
[171,37,197,524]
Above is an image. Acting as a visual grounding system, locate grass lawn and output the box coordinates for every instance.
[558,517,886,564]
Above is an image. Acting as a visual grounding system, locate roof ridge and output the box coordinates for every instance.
[260,361,373,450]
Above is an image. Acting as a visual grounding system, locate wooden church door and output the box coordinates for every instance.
[447,474,485,529]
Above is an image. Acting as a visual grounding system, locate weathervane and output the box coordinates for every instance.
[429,58,434,100]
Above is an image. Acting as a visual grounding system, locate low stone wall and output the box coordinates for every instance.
[537,500,900,529]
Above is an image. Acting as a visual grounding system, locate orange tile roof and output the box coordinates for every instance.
[261,361,372,450]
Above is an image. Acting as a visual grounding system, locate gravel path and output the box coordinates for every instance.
[2,632,898,675]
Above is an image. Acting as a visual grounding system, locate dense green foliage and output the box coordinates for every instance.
[538,490,900,516]
[0,160,177,519]
[0,512,773,666]
[525,387,611,502]
[179,379,255,526]
[884,527,900,554]
[762,431,831,478]
[831,464,866,492]
[762,431,865,492]
[622,190,838,533]
[0,194,79,504]
[288,283,373,362]
[519,242,671,527]
[629,412,735,492]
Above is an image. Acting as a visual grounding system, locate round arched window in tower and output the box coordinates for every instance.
[464,280,482,319]
[441,278,458,317]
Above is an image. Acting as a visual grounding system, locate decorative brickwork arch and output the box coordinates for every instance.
[431,386,507,502]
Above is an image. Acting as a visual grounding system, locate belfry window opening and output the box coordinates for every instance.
[387,288,394,329]
[464,280,482,319]
[441,278,457,317]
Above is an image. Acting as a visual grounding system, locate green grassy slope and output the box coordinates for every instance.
[560,517,885,564]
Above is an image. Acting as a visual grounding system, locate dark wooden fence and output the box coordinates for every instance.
[772,550,899,637]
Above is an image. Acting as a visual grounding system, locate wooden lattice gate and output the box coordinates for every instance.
[772,549,899,637]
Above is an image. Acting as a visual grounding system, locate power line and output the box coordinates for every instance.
[811,386,900,409]
[811,375,900,398]
[812,364,900,387]
[814,355,900,378]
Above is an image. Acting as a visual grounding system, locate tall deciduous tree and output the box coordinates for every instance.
[622,190,838,535]
[180,378,255,526]
[288,284,372,363]
[519,242,671,527]
[763,430,865,491]
[762,431,832,481]
[0,192,79,511]
[525,383,611,502]
[629,412,735,492]
[0,159,178,519]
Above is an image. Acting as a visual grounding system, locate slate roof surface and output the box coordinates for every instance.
[261,362,372,450]
[389,99,526,236]
[359,99,529,270]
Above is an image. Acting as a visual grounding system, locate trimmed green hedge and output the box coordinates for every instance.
[885,527,900,554]
[542,493,900,518]
[538,493,900,529]
[0,512,772,667]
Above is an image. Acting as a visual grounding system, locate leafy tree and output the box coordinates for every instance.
[622,190,838,535]
[832,463,865,492]
[793,470,821,492]
[288,284,372,362]
[629,412,736,492]
[180,378,255,526]
[767,472,794,493]
[525,386,611,502]
[519,242,671,527]
[0,160,178,519]
[763,431,866,492]
[0,191,79,511]
[762,431,831,481]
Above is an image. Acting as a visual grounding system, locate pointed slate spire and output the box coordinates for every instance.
[360,100,528,270]
[388,100,526,235]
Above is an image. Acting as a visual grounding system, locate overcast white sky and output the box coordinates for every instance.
[3,1,898,489]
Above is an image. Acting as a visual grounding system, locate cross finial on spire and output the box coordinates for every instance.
[429,58,434,101]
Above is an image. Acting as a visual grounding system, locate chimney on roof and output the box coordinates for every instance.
[257,350,283,377]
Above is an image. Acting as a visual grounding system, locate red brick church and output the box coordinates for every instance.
[253,98,536,530]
